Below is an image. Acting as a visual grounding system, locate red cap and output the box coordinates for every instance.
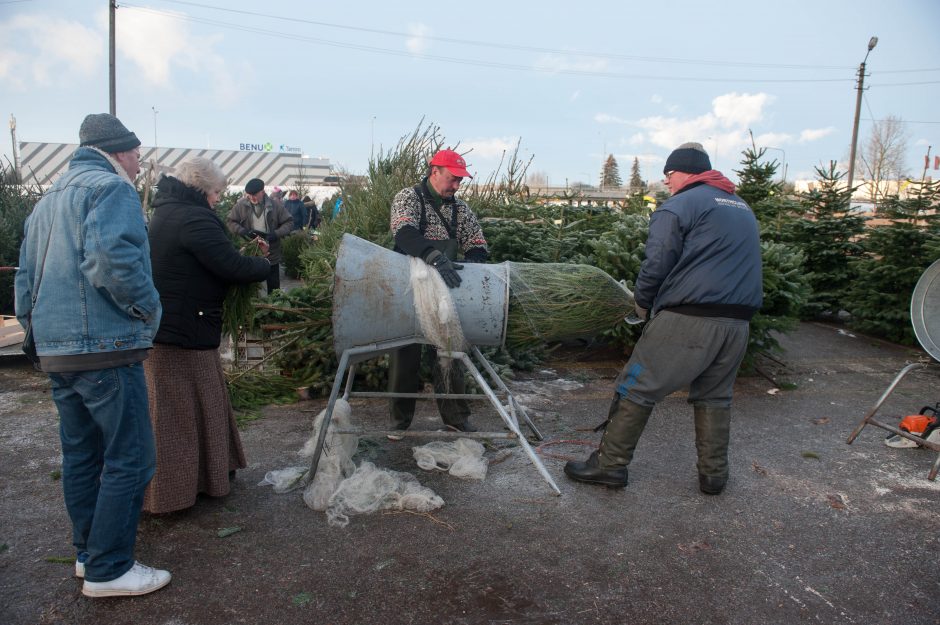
[429,149,472,178]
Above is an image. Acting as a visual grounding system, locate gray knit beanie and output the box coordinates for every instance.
[79,113,141,154]
[663,142,711,175]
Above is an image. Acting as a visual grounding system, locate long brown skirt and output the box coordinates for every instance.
[143,345,247,514]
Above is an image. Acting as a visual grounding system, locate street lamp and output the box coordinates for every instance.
[370,116,376,158]
[152,106,159,165]
[764,146,787,183]
[847,36,878,196]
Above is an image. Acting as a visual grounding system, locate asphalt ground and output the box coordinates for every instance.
[1,321,938,625]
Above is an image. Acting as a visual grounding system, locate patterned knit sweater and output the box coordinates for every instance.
[390,182,488,257]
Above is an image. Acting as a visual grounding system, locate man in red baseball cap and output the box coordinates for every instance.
[428,148,473,179]
[387,147,489,437]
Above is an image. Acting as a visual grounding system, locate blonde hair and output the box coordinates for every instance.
[174,157,227,196]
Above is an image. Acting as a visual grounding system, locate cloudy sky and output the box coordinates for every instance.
[2,0,938,186]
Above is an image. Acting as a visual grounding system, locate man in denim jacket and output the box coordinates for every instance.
[15,114,171,598]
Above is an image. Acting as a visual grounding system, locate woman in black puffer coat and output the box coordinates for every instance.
[144,157,270,514]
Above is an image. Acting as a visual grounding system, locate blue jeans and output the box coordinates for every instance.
[49,364,155,583]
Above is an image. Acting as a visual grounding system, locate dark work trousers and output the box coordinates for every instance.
[614,310,749,408]
[388,343,471,430]
[266,263,281,293]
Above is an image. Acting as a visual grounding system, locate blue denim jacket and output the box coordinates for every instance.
[15,148,161,360]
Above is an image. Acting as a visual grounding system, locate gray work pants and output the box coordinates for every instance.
[614,311,749,408]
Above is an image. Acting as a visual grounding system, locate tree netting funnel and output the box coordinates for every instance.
[332,234,509,355]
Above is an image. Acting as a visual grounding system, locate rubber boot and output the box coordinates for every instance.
[564,398,653,488]
[694,404,731,495]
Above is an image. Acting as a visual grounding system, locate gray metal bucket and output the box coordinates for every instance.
[332,234,509,355]
[911,258,940,362]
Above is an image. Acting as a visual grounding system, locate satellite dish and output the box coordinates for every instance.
[910,258,940,362]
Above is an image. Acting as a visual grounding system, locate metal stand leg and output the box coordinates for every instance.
[471,346,543,441]
[452,351,560,495]
[846,361,940,481]
[305,341,560,495]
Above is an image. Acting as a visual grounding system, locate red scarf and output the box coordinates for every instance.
[679,170,736,194]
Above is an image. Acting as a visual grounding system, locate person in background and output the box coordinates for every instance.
[270,186,285,205]
[283,190,308,231]
[144,157,271,514]
[564,142,762,495]
[226,178,293,293]
[302,195,320,229]
[15,113,170,597]
[386,149,489,438]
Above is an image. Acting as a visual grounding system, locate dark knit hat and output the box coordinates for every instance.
[663,142,711,175]
[79,114,140,154]
[245,178,264,194]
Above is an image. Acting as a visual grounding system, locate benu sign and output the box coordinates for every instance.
[239,142,302,154]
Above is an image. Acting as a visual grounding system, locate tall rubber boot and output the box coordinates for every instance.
[694,404,731,495]
[564,398,653,487]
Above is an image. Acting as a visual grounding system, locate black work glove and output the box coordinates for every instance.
[266,231,279,243]
[246,228,266,240]
[463,248,488,264]
[424,249,463,288]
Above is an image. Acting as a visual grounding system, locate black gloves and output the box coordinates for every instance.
[246,229,278,243]
[424,249,463,288]
[463,248,488,264]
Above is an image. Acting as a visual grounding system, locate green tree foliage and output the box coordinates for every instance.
[782,162,866,319]
[628,157,644,194]
[0,166,40,314]
[734,146,800,236]
[600,154,622,189]
[843,179,940,343]
[733,146,809,363]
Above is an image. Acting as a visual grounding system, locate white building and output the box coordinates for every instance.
[17,142,333,190]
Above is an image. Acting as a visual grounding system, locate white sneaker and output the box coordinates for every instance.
[386,433,405,441]
[75,560,85,578]
[82,561,171,597]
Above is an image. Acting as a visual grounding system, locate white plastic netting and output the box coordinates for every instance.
[260,399,482,528]
[259,258,492,527]
[413,438,488,480]
[409,255,466,358]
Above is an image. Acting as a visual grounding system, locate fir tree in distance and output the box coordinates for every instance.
[600,154,622,189]
[628,157,644,194]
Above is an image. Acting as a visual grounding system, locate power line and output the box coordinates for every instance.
[122,4,857,84]
[152,0,855,71]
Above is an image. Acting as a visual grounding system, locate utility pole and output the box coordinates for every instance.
[9,115,20,183]
[847,36,878,196]
[109,0,116,115]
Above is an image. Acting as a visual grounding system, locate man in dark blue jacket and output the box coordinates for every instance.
[565,142,762,495]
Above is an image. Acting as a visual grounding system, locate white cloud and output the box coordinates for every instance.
[570,90,581,102]
[711,92,772,128]
[754,132,793,146]
[406,23,430,55]
[113,8,238,103]
[650,94,663,104]
[634,92,778,161]
[534,54,608,74]
[461,136,519,161]
[0,15,102,89]
[629,133,645,145]
[798,127,834,143]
